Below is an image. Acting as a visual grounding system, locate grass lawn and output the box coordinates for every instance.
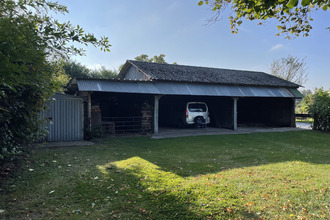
[296,118,314,124]
[1,131,329,219]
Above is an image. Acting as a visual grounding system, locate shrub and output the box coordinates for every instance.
[0,0,110,165]
[308,88,330,131]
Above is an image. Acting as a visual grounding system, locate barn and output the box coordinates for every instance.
[67,60,303,136]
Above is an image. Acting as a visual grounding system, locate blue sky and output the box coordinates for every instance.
[57,0,330,90]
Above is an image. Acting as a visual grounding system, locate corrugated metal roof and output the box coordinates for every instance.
[288,88,304,98]
[76,79,302,98]
[77,79,159,94]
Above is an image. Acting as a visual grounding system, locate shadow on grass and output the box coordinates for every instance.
[2,131,329,219]
[101,130,330,178]
[97,157,261,219]
[87,131,329,218]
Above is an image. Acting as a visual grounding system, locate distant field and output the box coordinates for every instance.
[1,131,329,219]
[296,117,314,124]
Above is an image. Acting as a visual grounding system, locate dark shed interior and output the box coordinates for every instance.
[159,95,234,129]
[159,95,294,129]
[237,97,295,127]
[85,92,154,134]
[91,92,154,118]
[83,92,295,135]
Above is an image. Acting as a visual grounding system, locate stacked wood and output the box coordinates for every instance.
[91,105,102,126]
[141,108,152,133]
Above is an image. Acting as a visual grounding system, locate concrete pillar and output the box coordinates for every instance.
[153,95,161,135]
[233,97,238,131]
[88,92,92,131]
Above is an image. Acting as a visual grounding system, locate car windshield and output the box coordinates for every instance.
[188,103,207,112]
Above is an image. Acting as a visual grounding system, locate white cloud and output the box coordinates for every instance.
[268,43,284,52]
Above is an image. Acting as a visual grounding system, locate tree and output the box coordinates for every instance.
[0,0,111,57]
[91,66,118,79]
[134,54,177,64]
[269,55,308,86]
[0,16,62,163]
[296,89,313,113]
[63,61,118,79]
[63,60,92,79]
[135,54,167,63]
[0,0,110,164]
[300,89,312,97]
[198,0,330,38]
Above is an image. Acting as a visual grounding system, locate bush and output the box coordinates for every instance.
[308,88,330,131]
[1,0,109,165]
[0,85,44,164]
[0,17,66,165]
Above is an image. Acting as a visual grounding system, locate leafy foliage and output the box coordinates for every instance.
[62,60,92,79]
[63,60,118,79]
[134,54,177,64]
[198,0,330,38]
[296,89,313,113]
[0,0,111,164]
[308,88,330,131]
[135,54,167,63]
[269,55,308,86]
[0,16,57,163]
[0,0,111,57]
[91,66,118,79]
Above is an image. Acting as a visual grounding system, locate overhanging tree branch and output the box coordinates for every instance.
[198,0,330,38]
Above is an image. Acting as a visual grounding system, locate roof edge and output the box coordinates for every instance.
[117,60,130,78]
[72,79,302,98]
[118,60,153,81]
[71,77,299,89]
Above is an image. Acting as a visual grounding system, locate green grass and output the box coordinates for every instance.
[1,131,329,219]
[296,118,314,124]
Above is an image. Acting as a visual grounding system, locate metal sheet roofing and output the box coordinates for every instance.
[75,79,302,98]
